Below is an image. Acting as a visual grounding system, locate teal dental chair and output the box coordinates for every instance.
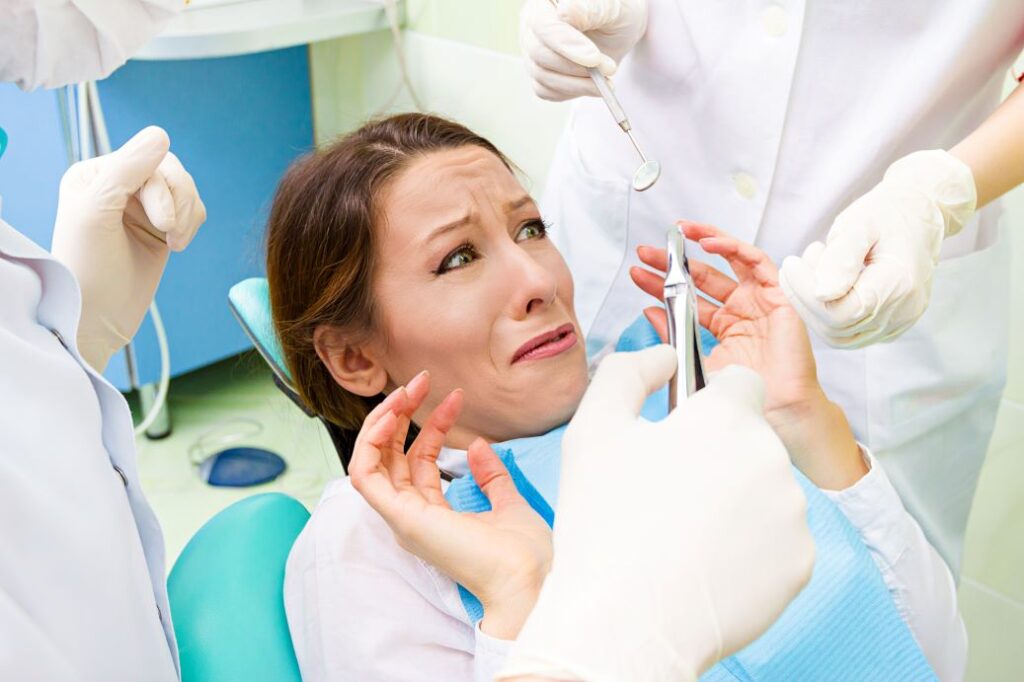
[169,279,421,680]
[168,492,309,682]
[227,277,418,473]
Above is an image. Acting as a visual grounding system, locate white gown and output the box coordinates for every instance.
[0,215,177,681]
[543,0,1024,573]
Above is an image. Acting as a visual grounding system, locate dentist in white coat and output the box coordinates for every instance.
[523,0,1024,574]
[0,1,202,679]
[0,2,814,680]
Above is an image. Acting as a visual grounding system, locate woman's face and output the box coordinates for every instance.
[370,146,588,447]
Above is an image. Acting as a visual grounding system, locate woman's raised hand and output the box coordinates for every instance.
[630,222,867,489]
[348,371,553,640]
[630,221,821,416]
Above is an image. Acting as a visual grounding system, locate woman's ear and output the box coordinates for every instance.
[313,325,388,397]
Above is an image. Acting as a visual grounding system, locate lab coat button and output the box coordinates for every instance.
[731,172,758,199]
[761,5,788,37]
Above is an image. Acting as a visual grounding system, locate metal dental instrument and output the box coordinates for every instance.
[585,67,661,192]
[546,0,660,191]
[664,227,706,409]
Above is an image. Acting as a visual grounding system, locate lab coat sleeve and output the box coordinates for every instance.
[282,479,495,682]
[824,447,967,682]
[474,623,515,682]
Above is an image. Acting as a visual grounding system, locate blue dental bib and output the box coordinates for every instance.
[445,317,935,681]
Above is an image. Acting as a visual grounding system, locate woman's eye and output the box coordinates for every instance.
[435,244,478,274]
[515,219,549,243]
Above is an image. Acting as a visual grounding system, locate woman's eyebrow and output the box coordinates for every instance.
[425,214,473,244]
[504,195,535,212]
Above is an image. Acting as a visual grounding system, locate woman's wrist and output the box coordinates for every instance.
[766,389,867,490]
[480,576,547,640]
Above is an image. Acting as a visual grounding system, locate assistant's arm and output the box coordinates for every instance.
[951,81,1024,207]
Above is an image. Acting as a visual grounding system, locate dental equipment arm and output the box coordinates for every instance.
[499,348,814,682]
[779,81,1024,349]
[51,126,206,372]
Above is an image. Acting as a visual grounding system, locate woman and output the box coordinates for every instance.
[266,113,963,681]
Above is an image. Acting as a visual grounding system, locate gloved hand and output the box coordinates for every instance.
[779,150,976,349]
[499,348,815,682]
[520,0,648,101]
[51,126,206,372]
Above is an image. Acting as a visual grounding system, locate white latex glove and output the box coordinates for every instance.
[520,0,648,101]
[779,150,976,349]
[499,348,815,682]
[51,126,206,372]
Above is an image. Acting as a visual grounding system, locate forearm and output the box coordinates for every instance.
[767,390,867,491]
[823,451,966,681]
[950,81,1024,207]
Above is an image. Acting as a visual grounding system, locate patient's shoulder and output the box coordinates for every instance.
[284,479,476,680]
[285,477,463,615]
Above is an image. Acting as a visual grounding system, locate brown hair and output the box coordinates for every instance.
[265,113,512,432]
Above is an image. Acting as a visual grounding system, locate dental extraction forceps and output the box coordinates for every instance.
[664,228,707,409]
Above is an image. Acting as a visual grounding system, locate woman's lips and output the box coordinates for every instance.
[512,323,578,364]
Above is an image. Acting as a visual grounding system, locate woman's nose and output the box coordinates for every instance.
[505,248,558,319]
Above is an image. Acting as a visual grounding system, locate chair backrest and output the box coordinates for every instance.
[168,493,310,682]
[228,278,309,407]
[227,277,418,473]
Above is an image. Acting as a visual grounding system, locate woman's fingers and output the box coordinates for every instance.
[699,237,780,287]
[687,260,738,303]
[349,410,402,517]
[678,219,729,242]
[467,438,525,511]
[630,265,666,301]
[390,370,430,455]
[354,387,408,458]
[643,299,718,341]
[636,244,739,304]
[408,389,464,505]
[643,307,669,342]
[637,245,668,272]
[380,388,413,490]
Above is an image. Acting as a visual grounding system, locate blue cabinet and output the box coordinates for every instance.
[0,47,314,389]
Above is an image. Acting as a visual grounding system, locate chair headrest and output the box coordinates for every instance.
[228,278,291,384]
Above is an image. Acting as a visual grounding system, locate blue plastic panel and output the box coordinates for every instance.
[96,46,314,388]
[1,49,314,390]
[0,85,66,249]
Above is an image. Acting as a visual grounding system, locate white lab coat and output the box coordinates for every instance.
[545,0,1024,573]
[284,447,965,681]
[0,214,178,681]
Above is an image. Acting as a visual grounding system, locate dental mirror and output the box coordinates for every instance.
[633,159,662,192]
[624,129,661,192]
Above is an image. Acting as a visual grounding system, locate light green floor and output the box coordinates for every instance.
[134,354,1024,681]
[133,352,343,565]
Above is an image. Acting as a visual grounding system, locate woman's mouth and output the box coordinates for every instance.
[512,323,578,364]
